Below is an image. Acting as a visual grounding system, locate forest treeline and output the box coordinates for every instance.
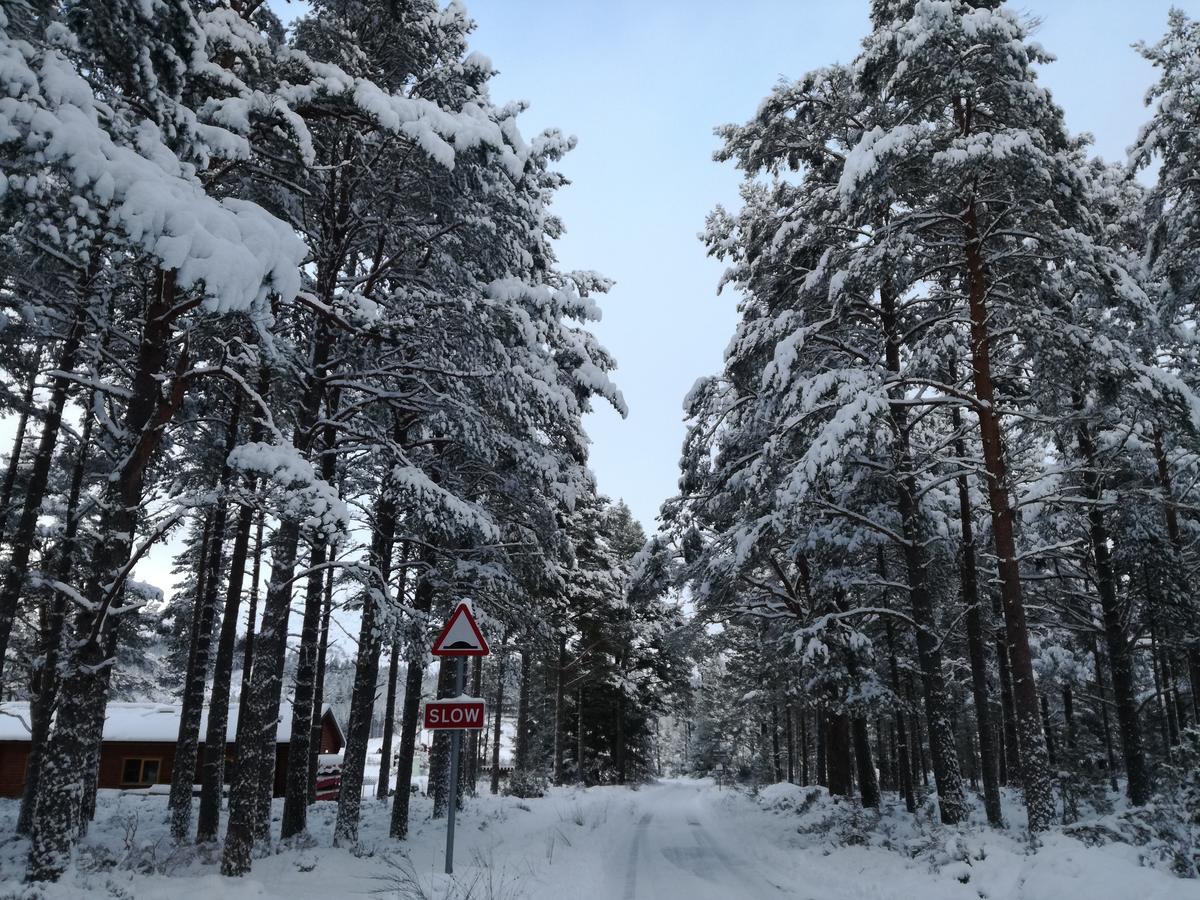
[663,0,1200,851]
[0,0,686,884]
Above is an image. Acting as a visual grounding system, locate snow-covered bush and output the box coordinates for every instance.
[505,769,549,800]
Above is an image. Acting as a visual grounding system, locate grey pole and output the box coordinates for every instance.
[445,656,465,874]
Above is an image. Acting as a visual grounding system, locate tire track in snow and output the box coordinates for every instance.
[623,812,653,899]
[691,811,788,895]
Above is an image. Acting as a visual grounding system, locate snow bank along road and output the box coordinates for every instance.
[2,778,1198,899]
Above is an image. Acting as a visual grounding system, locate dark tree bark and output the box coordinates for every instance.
[169,402,241,842]
[17,394,94,836]
[1091,640,1120,792]
[30,270,190,882]
[389,558,436,839]
[553,633,567,785]
[816,710,828,788]
[430,657,456,819]
[952,414,1003,826]
[885,618,916,813]
[196,480,257,843]
[222,310,333,876]
[879,281,968,825]
[514,646,532,774]
[333,474,398,845]
[488,630,509,795]
[1077,415,1150,804]
[852,717,880,809]
[961,196,1055,831]
[280,539,329,839]
[0,345,41,541]
[466,654,482,795]
[826,712,852,797]
[308,558,336,802]
[785,704,796,784]
[377,630,403,801]
[0,312,85,682]
[239,510,265,701]
[1040,694,1057,768]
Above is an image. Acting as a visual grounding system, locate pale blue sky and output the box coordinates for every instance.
[452,0,1200,530]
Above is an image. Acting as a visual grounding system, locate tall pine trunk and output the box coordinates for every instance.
[333,470,398,845]
[389,559,435,839]
[169,402,241,842]
[961,199,1055,832]
[221,312,332,876]
[377,629,403,801]
[0,310,85,681]
[1077,414,1149,804]
[17,393,94,836]
[879,281,968,825]
[308,558,336,802]
[488,630,509,795]
[952,411,1003,826]
[29,270,189,882]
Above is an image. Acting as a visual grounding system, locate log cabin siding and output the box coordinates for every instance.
[0,710,343,798]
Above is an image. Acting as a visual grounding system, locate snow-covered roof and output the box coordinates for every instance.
[0,701,338,745]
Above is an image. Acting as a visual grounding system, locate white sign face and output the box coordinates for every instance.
[431,603,490,656]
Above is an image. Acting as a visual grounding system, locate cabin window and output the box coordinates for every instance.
[120,757,161,785]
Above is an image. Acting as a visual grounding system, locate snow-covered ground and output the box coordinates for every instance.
[0,779,1196,898]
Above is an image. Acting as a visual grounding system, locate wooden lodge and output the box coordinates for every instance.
[0,700,345,799]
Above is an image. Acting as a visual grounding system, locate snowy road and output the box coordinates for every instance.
[616,781,789,899]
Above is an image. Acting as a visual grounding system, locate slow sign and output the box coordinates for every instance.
[424,698,486,730]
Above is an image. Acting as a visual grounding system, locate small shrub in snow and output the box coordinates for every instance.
[504,769,548,799]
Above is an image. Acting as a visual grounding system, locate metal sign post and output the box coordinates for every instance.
[444,655,465,874]
[428,601,489,876]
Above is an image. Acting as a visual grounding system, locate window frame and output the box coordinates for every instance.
[119,756,163,786]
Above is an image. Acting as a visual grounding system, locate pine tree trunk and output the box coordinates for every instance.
[430,658,455,819]
[169,404,241,842]
[29,269,188,882]
[195,366,269,844]
[489,630,509,795]
[826,712,852,797]
[17,398,94,837]
[514,646,532,774]
[308,559,336,802]
[576,684,585,784]
[466,655,482,795]
[221,311,333,876]
[0,346,41,542]
[0,313,85,682]
[389,561,435,839]
[995,627,1022,785]
[333,480,397,845]
[240,510,265,700]
[196,482,256,843]
[785,704,796,784]
[553,634,566,785]
[879,281,968,825]
[280,539,329,839]
[816,709,827,788]
[1091,640,1120,792]
[800,711,810,786]
[377,629,402,801]
[1077,415,1150,804]
[885,618,917,813]
[953,416,1003,825]
[962,200,1055,832]
[852,717,880,808]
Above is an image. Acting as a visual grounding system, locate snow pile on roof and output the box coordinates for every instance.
[0,701,336,744]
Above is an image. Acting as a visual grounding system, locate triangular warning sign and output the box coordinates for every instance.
[431,603,490,656]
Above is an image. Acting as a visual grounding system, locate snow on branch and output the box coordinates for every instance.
[227,441,349,539]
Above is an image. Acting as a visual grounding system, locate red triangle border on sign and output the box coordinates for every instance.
[430,602,490,656]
